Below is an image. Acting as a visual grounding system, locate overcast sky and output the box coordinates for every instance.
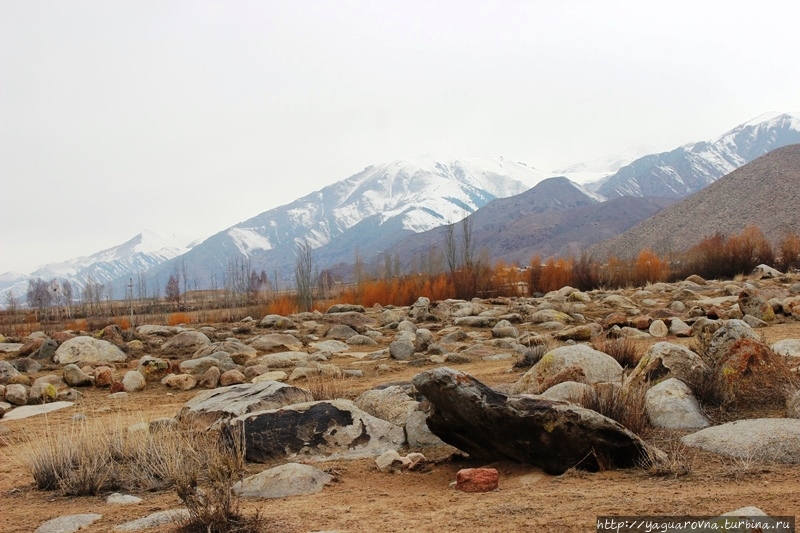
[2,1,799,274]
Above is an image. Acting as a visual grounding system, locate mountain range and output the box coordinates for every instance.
[3,112,799,305]
[589,143,800,260]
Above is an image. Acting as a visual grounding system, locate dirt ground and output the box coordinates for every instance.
[2,323,800,533]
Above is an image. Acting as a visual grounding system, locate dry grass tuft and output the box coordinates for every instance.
[579,382,652,439]
[306,375,355,401]
[513,344,548,370]
[594,336,641,369]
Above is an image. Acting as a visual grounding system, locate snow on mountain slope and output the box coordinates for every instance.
[145,157,549,288]
[555,145,656,186]
[594,113,800,199]
[0,230,196,305]
[229,156,546,253]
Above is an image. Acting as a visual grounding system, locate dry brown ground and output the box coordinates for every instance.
[2,324,800,532]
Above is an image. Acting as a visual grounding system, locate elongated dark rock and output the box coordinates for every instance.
[412,367,664,474]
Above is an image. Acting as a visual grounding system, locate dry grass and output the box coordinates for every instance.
[594,336,641,369]
[13,416,267,532]
[305,375,356,401]
[513,344,548,370]
[579,382,652,439]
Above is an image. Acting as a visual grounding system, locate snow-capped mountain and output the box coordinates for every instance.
[0,230,196,305]
[594,112,800,198]
[145,157,549,288]
[554,145,657,188]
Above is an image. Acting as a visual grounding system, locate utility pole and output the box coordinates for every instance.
[128,278,134,328]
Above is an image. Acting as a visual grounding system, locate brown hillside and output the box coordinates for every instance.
[590,143,800,260]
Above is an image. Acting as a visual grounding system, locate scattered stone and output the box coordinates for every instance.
[511,345,624,394]
[645,378,709,429]
[667,318,692,337]
[63,364,93,387]
[160,331,211,354]
[0,361,21,384]
[219,369,246,386]
[750,264,782,279]
[554,324,598,342]
[94,366,115,388]
[414,367,664,474]
[540,381,596,404]
[121,371,146,392]
[738,287,775,322]
[254,351,328,368]
[233,462,333,498]
[389,338,416,361]
[251,370,288,383]
[625,342,709,390]
[11,357,41,374]
[54,336,127,365]
[311,340,349,353]
[113,509,190,532]
[681,418,800,463]
[2,401,74,421]
[137,356,171,382]
[199,366,221,388]
[248,333,304,352]
[4,383,28,406]
[648,320,669,338]
[455,468,499,493]
[162,373,197,391]
[35,513,103,533]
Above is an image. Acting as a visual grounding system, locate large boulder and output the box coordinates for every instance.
[738,286,775,322]
[511,345,623,394]
[704,320,760,367]
[54,336,127,365]
[160,331,211,354]
[177,380,314,428]
[248,334,304,352]
[224,399,405,462]
[193,340,257,363]
[413,367,664,475]
[354,386,418,427]
[644,378,709,429]
[0,361,21,384]
[714,338,796,407]
[625,342,709,389]
[681,419,800,463]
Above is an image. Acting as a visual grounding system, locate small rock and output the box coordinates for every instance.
[199,366,221,388]
[648,320,669,338]
[233,463,333,498]
[455,468,499,493]
[63,364,93,387]
[121,371,146,392]
[219,369,246,387]
[162,373,198,391]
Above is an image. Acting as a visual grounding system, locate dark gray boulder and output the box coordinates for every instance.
[412,367,664,475]
[224,399,404,463]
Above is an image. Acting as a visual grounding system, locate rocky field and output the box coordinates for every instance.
[2,266,800,532]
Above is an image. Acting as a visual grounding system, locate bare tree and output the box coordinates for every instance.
[444,222,458,275]
[61,280,73,318]
[461,214,474,270]
[165,274,181,304]
[294,240,316,312]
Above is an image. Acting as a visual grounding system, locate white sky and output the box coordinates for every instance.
[2,0,800,274]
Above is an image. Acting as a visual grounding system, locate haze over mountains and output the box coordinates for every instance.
[3,112,800,304]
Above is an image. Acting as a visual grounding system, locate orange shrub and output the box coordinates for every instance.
[265,295,296,316]
[633,249,670,285]
[66,319,89,332]
[167,312,192,326]
[112,317,131,330]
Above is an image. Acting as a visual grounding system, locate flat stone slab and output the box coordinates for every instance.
[681,418,800,463]
[113,509,190,531]
[3,401,75,421]
[177,380,313,428]
[233,463,333,498]
[0,343,23,354]
[35,513,102,533]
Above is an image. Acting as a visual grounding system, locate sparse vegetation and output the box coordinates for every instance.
[594,336,641,369]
